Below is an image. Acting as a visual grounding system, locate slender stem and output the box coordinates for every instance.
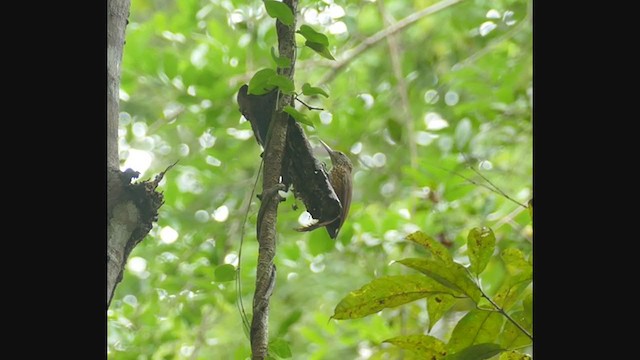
[479,287,533,341]
[319,0,466,85]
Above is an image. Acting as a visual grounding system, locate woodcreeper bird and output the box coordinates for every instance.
[297,140,353,238]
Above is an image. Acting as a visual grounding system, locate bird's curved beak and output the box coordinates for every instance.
[318,139,336,161]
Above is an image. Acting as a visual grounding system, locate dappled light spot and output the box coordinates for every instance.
[424,89,439,104]
[358,93,375,109]
[503,11,516,26]
[384,230,403,242]
[398,208,411,220]
[213,205,229,222]
[160,226,179,244]
[161,31,186,43]
[479,160,493,170]
[303,8,319,24]
[361,233,381,247]
[424,112,448,130]
[227,128,254,140]
[415,131,438,146]
[486,9,501,19]
[479,21,497,36]
[380,182,395,197]
[438,136,453,153]
[206,156,222,167]
[310,258,325,273]
[187,85,196,96]
[158,252,179,263]
[177,169,204,193]
[320,111,333,124]
[195,210,210,222]
[119,89,130,101]
[199,131,217,149]
[445,91,460,106]
[179,144,190,156]
[287,272,299,281]
[123,294,138,307]
[180,345,195,357]
[191,44,209,69]
[121,149,153,177]
[350,142,362,155]
[229,10,245,25]
[119,112,131,126]
[224,253,239,266]
[329,21,347,35]
[127,256,147,273]
[298,211,315,227]
[372,152,386,167]
[132,122,147,137]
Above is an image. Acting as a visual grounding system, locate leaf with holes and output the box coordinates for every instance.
[396,258,481,302]
[406,231,453,264]
[384,334,447,359]
[448,310,504,353]
[332,275,461,320]
[427,293,456,332]
[445,343,505,360]
[467,227,496,276]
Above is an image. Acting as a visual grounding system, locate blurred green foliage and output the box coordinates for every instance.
[108,0,532,359]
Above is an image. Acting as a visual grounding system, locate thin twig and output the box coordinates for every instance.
[377,0,417,170]
[295,97,324,111]
[319,0,466,85]
[236,160,264,337]
[479,287,533,341]
[468,166,528,209]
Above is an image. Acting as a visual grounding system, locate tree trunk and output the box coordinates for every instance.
[107,0,166,308]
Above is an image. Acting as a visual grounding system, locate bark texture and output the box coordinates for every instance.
[250,1,298,358]
[107,0,167,308]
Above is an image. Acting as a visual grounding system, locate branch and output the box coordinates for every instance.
[479,287,533,341]
[377,0,417,169]
[319,0,465,85]
[250,1,298,358]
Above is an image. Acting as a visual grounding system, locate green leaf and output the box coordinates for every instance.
[270,47,291,68]
[448,310,504,353]
[384,335,447,359]
[498,350,532,360]
[523,292,532,322]
[284,106,314,127]
[386,118,403,143]
[308,229,334,255]
[396,258,481,303]
[305,41,335,60]
[297,25,329,46]
[332,275,460,320]
[264,1,294,26]
[427,293,456,332]
[501,248,532,285]
[214,264,236,282]
[301,83,329,97]
[269,338,292,358]
[406,231,453,264]
[248,68,277,95]
[445,343,505,360]
[276,310,302,337]
[492,280,531,310]
[467,227,496,276]
[268,74,295,94]
[499,311,532,349]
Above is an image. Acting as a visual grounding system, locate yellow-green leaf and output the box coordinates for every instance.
[270,46,291,68]
[523,292,532,322]
[305,41,335,60]
[301,83,329,97]
[248,68,277,95]
[268,74,295,94]
[269,338,292,358]
[499,350,532,360]
[384,335,447,359]
[499,311,532,349]
[445,343,505,360]
[332,275,460,320]
[406,231,452,264]
[448,311,504,353]
[501,248,532,285]
[214,264,236,282]
[467,227,496,276]
[264,0,294,26]
[427,293,456,332]
[284,106,314,127]
[297,25,328,45]
[397,258,481,303]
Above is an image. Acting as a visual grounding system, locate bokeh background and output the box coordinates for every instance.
[108,0,532,358]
